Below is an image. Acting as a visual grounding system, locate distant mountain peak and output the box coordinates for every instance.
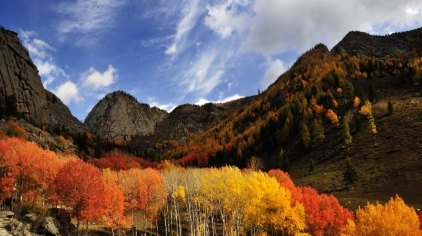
[84,91,167,141]
[332,27,422,57]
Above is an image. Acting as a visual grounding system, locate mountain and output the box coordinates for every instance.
[152,28,422,205]
[84,91,167,141]
[332,27,422,57]
[0,28,84,135]
[85,90,250,158]
[1,25,421,206]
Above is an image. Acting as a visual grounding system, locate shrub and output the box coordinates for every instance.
[6,120,27,139]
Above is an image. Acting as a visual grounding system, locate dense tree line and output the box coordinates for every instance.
[0,137,421,235]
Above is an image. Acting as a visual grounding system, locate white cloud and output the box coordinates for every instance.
[165,0,201,55]
[262,59,285,87]
[81,65,117,89]
[204,0,250,38]
[19,30,66,88]
[53,81,83,105]
[56,0,126,35]
[245,0,422,57]
[147,97,177,112]
[195,94,244,105]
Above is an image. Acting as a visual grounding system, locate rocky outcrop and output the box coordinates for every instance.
[332,27,422,57]
[0,28,84,135]
[0,211,31,236]
[154,101,247,142]
[84,91,168,141]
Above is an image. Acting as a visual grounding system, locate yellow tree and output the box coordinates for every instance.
[243,171,306,235]
[359,100,377,134]
[344,196,421,236]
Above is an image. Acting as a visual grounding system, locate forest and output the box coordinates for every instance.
[0,137,421,236]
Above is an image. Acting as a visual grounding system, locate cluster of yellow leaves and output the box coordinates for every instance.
[359,100,377,134]
[353,97,361,108]
[242,171,306,234]
[359,103,372,116]
[343,196,421,236]
[326,109,339,124]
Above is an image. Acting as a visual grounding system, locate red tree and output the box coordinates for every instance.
[0,138,61,205]
[296,187,352,236]
[268,169,352,235]
[53,160,106,229]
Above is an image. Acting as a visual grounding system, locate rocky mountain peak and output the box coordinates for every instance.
[331,27,422,57]
[84,91,168,141]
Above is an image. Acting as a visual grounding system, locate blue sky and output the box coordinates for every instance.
[1,0,422,121]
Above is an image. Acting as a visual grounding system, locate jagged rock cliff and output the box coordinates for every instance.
[0,28,84,134]
[84,91,168,141]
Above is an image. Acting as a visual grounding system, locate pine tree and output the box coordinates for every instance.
[343,114,352,145]
[312,118,325,143]
[301,124,311,149]
[279,149,289,170]
[308,158,315,172]
[343,159,358,185]
[387,100,394,115]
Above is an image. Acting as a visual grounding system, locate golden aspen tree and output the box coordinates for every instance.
[344,196,421,236]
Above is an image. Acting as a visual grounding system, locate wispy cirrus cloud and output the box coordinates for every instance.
[165,0,201,55]
[55,0,127,44]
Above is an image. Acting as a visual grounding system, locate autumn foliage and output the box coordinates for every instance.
[269,169,353,235]
[88,150,158,170]
[344,196,422,236]
[53,160,107,223]
[0,137,420,235]
[0,137,62,205]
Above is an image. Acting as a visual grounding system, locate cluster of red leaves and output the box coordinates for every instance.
[88,151,158,171]
[54,160,107,221]
[419,211,422,230]
[269,169,353,236]
[0,138,62,203]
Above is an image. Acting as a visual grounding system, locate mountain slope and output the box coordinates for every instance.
[157,28,422,206]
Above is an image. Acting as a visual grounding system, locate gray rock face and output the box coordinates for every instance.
[0,29,49,125]
[0,28,84,135]
[84,91,168,141]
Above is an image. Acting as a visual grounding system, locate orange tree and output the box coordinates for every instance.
[344,195,421,236]
[53,160,107,230]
